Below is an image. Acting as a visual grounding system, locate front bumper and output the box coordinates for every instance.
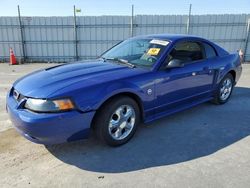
[6,92,95,145]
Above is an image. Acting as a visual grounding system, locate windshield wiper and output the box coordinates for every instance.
[101,57,136,68]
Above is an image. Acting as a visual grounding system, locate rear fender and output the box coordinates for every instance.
[214,54,240,87]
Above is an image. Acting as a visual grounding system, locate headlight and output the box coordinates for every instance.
[24,98,75,112]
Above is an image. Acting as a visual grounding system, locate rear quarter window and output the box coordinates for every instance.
[203,43,217,59]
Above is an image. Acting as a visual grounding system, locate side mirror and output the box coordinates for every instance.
[166,59,184,68]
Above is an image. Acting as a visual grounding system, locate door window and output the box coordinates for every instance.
[168,41,205,64]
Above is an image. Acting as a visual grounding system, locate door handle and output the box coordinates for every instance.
[203,67,213,74]
[203,66,209,71]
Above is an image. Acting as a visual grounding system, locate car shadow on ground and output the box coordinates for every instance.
[46,87,250,173]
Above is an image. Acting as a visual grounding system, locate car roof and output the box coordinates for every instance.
[132,33,229,57]
[133,33,204,42]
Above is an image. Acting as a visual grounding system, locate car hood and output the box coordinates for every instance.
[13,60,146,98]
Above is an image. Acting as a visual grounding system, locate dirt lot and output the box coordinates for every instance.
[0,63,250,188]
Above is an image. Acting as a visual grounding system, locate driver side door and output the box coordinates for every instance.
[154,41,215,117]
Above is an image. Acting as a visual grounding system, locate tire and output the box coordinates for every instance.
[212,73,234,105]
[93,96,140,146]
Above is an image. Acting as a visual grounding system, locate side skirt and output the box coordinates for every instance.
[144,97,214,124]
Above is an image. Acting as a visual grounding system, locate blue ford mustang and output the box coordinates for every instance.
[6,34,242,146]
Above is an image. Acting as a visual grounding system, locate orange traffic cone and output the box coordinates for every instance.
[10,48,17,65]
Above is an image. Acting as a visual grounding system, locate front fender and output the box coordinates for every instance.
[95,81,145,110]
[75,80,146,112]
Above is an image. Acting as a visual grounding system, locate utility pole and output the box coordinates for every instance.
[186,4,192,34]
[73,5,78,61]
[18,5,26,62]
[244,19,250,62]
[130,5,134,37]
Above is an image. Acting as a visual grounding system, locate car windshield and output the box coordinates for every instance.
[101,38,170,68]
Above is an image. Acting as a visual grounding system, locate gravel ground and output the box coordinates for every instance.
[0,63,250,188]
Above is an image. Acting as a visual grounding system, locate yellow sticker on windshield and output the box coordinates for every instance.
[147,48,161,56]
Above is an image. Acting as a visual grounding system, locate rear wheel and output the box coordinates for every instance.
[93,96,140,146]
[212,73,234,104]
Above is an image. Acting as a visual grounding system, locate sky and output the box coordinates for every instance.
[0,0,249,16]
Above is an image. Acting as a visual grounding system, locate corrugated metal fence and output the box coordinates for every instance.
[0,14,250,62]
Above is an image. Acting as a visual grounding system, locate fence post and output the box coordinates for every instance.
[130,5,134,37]
[244,19,250,62]
[186,4,192,34]
[73,5,78,61]
[18,5,26,62]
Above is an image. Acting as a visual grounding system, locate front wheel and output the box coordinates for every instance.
[93,96,140,146]
[212,73,234,104]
